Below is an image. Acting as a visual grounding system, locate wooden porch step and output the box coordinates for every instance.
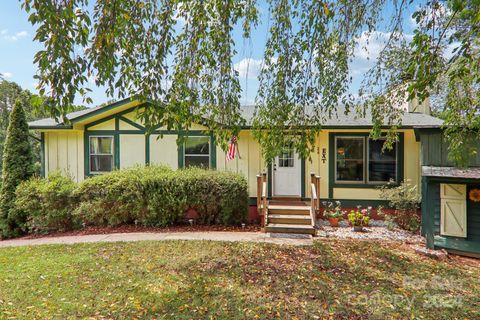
[268,214,312,225]
[265,223,315,235]
[268,205,311,215]
[269,199,307,206]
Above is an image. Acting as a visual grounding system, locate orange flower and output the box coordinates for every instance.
[469,188,480,202]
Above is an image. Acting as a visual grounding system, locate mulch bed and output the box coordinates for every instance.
[16,224,261,240]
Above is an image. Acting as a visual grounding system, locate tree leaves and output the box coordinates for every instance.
[21,0,480,164]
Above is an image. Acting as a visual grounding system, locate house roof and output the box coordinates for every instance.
[28,98,444,130]
[239,105,443,128]
[28,97,135,129]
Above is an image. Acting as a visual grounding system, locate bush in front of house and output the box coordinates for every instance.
[176,168,249,225]
[73,165,248,227]
[14,172,77,234]
[379,180,421,232]
[74,166,147,226]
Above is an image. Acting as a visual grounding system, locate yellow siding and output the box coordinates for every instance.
[44,131,84,182]
[218,132,265,197]
[87,118,115,130]
[122,110,143,125]
[247,134,266,197]
[304,136,322,198]
[404,130,421,191]
[41,120,422,202]
[318,131,329,198]
[119,118,140,130]
[74,100,142,126]
[216,145,226,171]
[333,188,382,200]
[150,134,178,169]
[190,123,208,130]
[119,135,146,168]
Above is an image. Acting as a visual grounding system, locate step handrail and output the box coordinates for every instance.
[310,173,321,216]
[310,183,317,227]
[262,180,268,225]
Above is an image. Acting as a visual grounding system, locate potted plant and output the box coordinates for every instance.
[322,201,344,227]
[347,206,371,232]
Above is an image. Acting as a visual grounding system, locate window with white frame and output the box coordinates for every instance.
[335,136,397,184]
[90,136,114,173]
[184,136,210,168]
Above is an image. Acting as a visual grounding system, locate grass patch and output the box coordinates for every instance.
[0,240,478,319]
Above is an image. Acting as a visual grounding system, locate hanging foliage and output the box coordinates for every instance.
[21,0,480,164]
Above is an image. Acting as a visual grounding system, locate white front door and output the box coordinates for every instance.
[273,144,301,197]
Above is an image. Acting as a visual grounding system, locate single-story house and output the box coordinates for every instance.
[29,97,444,233]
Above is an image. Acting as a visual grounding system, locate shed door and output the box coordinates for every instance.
[440,184,467,238]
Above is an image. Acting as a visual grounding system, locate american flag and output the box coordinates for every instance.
[226,136,237,161]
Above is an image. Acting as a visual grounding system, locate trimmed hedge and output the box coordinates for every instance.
[14,172,77,234]
[14,166,248,233]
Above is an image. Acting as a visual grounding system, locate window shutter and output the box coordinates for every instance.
[440,184,467,238]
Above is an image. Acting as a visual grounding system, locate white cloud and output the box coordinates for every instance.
[348,31,391,79]
[16,31,28,38]
[354,31,392,61]
[1,30,28,41]
[1,72,13,79]
[234,58,263,79]
[350,31,413,79]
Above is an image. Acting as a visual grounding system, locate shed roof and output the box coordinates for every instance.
[28,98,444,129]
[422,166,480,179]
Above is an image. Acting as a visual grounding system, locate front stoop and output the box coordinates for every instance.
[265,204,316,235]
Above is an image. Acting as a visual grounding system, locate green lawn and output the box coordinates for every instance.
[0,240,478,319]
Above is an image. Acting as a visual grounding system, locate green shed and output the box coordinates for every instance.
[418,128,480,257]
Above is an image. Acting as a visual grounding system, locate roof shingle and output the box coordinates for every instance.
[28,100,443,129]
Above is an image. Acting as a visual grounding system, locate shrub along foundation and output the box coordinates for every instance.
[14,166,249,235]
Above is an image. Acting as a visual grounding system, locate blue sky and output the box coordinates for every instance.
[0,1,419,108]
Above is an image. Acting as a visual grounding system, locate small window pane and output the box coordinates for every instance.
[185,137,209,155]
[185,155,209,168]
[90,155,113,172]
[336,137,364,182]
[278,144,294,168]
[90,137,113,154]
[368,139,397,182]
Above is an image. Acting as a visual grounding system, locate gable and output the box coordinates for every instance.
[84,107,209,133]
[88,118,116,131]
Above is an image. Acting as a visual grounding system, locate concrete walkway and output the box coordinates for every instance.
[0,231,313,248]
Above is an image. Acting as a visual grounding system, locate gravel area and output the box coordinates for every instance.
[317,219,386,227]
[317,224,424,243]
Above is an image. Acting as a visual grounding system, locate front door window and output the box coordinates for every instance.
[278,144,295,167]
